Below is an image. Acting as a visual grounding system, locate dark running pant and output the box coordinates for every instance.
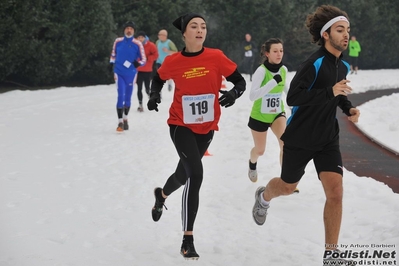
[163,125,214,232]
[350,56,359,68]
[136,71,152,104]
[242,56,255,76]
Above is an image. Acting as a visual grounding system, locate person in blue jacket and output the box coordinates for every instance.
[110,21,146,132]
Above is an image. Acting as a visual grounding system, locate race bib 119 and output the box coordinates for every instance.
[182,93,215,124]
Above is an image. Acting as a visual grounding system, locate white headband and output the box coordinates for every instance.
[320,16,349,37]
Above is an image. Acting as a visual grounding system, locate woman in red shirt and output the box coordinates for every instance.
[148,13,246,260]
[135,31,159,111]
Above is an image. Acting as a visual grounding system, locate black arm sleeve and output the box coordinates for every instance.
[150,71,166,94]
[338,96,355,116]
[225,69,246,98]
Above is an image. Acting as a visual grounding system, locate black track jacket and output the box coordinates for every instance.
[281,46,354,151]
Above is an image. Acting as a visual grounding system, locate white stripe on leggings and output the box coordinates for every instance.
[182,178,190,231]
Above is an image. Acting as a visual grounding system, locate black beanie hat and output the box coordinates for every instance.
[172,13,205,34]
[123,21,136,31]
[136,31,146,37]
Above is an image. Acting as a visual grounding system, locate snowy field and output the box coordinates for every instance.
[0,69,398,266]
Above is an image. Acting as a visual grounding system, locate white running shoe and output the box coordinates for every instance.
[248,169,258,182]
[252,186,269,225]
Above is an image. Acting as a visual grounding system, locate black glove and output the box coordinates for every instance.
[219,89,237,108]
[147,91,161,112]
[133,60,141,68]
[273,74,282,84]
[108,63,114,73]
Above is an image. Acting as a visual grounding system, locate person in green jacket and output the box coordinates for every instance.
[247,38,288,183]
[349,35,361,74]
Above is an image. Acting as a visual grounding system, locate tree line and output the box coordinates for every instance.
[0,0,398,88]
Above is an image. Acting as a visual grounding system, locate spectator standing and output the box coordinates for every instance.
[241,33,257,81]
[348,35,361,74]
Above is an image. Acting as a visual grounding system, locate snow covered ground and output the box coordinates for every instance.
[0,69,398,266]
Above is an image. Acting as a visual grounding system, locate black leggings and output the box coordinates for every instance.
[136,72,152,104]
[163,125,214,231]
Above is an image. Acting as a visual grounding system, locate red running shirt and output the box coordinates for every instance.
[158,48,237,134]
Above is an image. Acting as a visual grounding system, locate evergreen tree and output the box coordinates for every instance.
[1,0,398,88]
[0,0,114,87]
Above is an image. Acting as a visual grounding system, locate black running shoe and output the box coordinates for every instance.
[123,120,129,130]
[180,240,199,260]
[116,122,124,132]
[152,187,166,222]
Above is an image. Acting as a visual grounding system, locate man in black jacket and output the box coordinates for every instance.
[252,5,360,264]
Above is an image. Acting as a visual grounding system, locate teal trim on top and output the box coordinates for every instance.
[310,57,324,91]
[287,56,324,125]
[342,60,350,74]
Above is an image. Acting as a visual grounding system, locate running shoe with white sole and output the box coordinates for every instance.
[180,239,199,260]
[252,186,269,225]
